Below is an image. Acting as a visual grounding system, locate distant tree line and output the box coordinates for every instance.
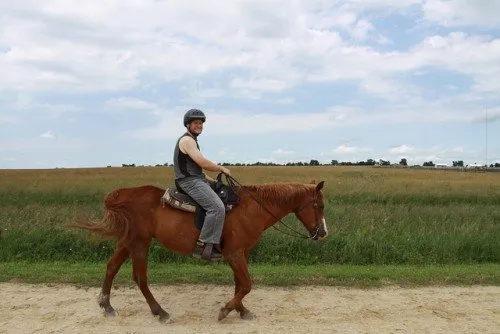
[115,159,500,168]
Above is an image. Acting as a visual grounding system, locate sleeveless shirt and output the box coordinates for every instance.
[173,133,203,180]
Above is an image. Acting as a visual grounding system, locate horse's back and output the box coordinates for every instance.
[104,185,165,209]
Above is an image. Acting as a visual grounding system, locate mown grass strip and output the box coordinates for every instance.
[1,262,498,287]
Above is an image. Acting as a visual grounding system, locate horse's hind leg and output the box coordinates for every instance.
[99,244,130,317]
[130,241,170,323]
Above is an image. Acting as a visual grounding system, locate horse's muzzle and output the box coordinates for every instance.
[318,230,328,240]
[312,218,328,241]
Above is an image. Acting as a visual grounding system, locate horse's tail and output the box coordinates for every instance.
[68,189,134,246]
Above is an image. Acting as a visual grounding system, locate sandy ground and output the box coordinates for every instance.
[0,283,498,334]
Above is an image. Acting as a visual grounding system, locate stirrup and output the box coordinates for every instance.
[202,243,222,261]
[193,241,222,261]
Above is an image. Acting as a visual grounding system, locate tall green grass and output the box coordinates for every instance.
[0,166,499,265]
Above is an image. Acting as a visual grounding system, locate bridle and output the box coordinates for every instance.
[226,175,323,240]
[296,193,324,240]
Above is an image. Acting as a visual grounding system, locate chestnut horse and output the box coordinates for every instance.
[70,180,327,322]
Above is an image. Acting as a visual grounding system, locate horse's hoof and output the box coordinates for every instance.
[218,307,230,321]
[153,309,170,323]
[159,312,170,323]
[104,309,117,317]
[240,311,254,320]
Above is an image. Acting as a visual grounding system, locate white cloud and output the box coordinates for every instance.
[40,131,55,139]
[105,97,157,109]
[334,12,357,27]
[385,145,473,164]
[180,86,226,104]
[0,116,17,124]
[489,110,500,123]
[389,145,415,154]
[193,88,225,99]
[472,107,500,123]
[216,148,238,162]
[131,108,353,139]
[232,89,262,100]
[130,98,496,141]
[5,94,83,118]
[333,145,372,154]
[333,145,481,165]
[230,78,290,92]
[0,2,401,94]
[423,0,500,28]
[273,149,295,155]
[359,76,419,100]
[1,0,498,100]
[323,143,488,166]
[351,19,375,40]
[272,97,295,104]
[343,0,421,9]
[376,34,392,45]
[1,0,499,169]
[413,33,500,94]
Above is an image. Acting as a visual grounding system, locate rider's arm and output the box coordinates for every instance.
[204,173,216,182]
[179,137,228,174]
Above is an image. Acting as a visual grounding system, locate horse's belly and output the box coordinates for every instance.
[154,209,199,255]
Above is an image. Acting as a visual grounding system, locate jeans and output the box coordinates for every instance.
[177,177,225,244]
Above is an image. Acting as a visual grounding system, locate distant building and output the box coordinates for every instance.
[467,164,483,169]
[435,163,448,168]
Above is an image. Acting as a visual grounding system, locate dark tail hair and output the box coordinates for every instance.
[68,189,134,246]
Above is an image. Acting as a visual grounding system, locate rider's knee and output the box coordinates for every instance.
[206,197,225,215]
[214,199,225,215]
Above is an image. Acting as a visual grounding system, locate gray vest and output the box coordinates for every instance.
[173,133,203,181]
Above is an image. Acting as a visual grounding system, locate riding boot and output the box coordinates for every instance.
[205,243,223,261]
[193,240,223,261]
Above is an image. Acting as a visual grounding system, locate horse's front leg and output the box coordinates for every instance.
[231,272,252,320]
[130,241,170,323]
[219,250,253,321]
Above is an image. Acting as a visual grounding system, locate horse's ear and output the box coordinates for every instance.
[316,181,324,192]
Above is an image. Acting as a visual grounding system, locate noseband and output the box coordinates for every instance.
[296,193,324,240]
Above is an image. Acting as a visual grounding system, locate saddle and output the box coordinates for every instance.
[162,187,197,213]
[161,173,240,230]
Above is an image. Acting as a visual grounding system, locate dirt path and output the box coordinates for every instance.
[0,283,498,333]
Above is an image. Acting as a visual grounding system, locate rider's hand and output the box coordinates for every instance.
[221,166,231,176]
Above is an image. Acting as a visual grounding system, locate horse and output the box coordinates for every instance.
[70,179,328,322]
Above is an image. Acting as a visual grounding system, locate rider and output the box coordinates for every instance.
[173,109,231,261]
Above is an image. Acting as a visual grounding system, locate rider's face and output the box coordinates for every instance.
[188,120,204,135]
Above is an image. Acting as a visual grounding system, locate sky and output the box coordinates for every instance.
[1,0,499,169]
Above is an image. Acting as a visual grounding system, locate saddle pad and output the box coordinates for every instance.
[161,188,196,213]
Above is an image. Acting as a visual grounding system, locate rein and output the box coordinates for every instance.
[224,175,319,240]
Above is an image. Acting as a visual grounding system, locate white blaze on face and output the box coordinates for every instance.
[319,217,328,240]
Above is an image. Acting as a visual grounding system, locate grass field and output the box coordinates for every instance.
[1,166,499,267]
[1,262,497,287]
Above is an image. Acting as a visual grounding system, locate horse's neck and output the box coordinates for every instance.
[242,183,304,221]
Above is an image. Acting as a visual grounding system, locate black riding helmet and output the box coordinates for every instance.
[183,109,206,127]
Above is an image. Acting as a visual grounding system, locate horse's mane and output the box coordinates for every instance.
[239,183,314,207]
